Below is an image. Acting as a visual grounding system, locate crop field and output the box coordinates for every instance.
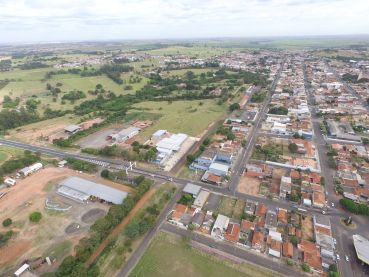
[130,98,228,140]
[130,232,282,277]
[143,46,231,58]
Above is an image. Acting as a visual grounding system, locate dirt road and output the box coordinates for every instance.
[86,188,155,266]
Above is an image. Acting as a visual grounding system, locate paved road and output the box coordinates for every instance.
[117,183,185,277]
[162,224,303,277]
[228,58,287,192]
[302,60,355,277]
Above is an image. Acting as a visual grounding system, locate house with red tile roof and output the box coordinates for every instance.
[283,242,294,259]
[224,223,241,243]
[252,232,265,252]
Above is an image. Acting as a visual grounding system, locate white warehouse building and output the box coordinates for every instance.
[112,127,140,142]
[18,162,43,177]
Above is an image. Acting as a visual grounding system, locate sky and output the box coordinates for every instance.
[1,0,369,43]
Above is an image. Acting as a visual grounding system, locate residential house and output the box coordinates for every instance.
[269,240,281,258]
[278,209,288,225]
[280,176,292,199]
[252,232,265,252]
[269,185,280,198]
[312,191,326,208]
[201,213,214,234]
[283,242,294,259]
[298,239,323,273]
[255,205,267,218]
[241,220,255,235]
[244,200,257,215]
[211,214,230,239]
[192,189,210,209]
[192,212,206,228]
[224,223,241,243]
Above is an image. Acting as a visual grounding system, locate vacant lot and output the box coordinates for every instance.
[232,199,246,220]
[301,215,314,240]
[203,193,221,212]
[129,232,282,277]
[77,125,128,149]
[131,98,228,138]
[237,176,261,196]
[216,196,237,218]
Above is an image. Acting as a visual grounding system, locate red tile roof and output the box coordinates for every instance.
[224,223,241,242]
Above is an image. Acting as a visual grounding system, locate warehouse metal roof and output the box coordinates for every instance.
[183,183,201,195]
[64,125,81,133]
[353,234,369,265]
[118,127,140,137]
[59,176,128,204]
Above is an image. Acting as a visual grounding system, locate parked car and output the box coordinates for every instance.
[292,204,298,209]
[333,238,337,244]
[209,245,215,248]
[332,203,334,207]
[322,211,326,215]
[337,254,340,260]
[345,255,349,262]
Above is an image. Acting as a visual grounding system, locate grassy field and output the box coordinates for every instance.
[129,231,282,277]
[43,241,72,261]
[232,199,246,220]
[0,145,25,159]
[0,152,8,163]
[131,98,228,140]
[215,196,237,218]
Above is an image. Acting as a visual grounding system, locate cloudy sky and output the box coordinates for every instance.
[1,0,368,43]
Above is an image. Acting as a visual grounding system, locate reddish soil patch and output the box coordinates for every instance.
[0,167,133,211]
[0,240,32,267]
[24,89,50,94]
[0,151,12,165]
[86,188,155,266]
[238,176,261,195]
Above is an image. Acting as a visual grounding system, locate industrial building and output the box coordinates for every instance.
[112,127,140,142]
[19,163,43,177]
[64,125,82,134]
[152,132,188,164]
[152,129,167,140]
[58,176,128,204]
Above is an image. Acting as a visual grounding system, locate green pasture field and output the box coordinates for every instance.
[129,232,282,277]
[0,145,25,159]
[131,98,228,140]
[143,46,230,58]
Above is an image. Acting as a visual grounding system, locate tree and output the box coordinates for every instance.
[339,198,358,214]
[133,175,145,185]
[35,151,42,158]
[186,154,196,164]
[40,273,56,277]
[139,220,151,234]
[289,195,299,202]
[124,239,132,247]
[182,234,192,243]
[229,103,240,111]
[293,133,300,139]
[329,157,338,169]
[144,215,157,227]
[268,194,274,199]
[242,213,248,220]
[2,218,12,227]
[107,236,117,246]
[227,133,236,141]
[108,171,118,180]
[88,265,100,277]
[55,255,76,277]
[358,204,369,216]
[131,141,139,146]
[290,235,299,246]
[329,264,338,272]
[288,143,298,153]
[301,263,310,272]
[329,272,341,277]
[126,223,140,239]
[300,135,307,140]
[199,145,205,151]
[286,258,294,266]
[101,169,110,178]
[225,175,231,180]
[117,246,126,255]
[117,170,127,180]
[24,150,32,156]
[321,177,326,185]
[188,224,195,231]
[29,212,42,222]
[203,137,211,146]
[70,262,88,277]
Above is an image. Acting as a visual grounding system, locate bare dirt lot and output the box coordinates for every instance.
[301,215,314,240]
[77,125,127,149]
[237,176,261,195]
[7,118,105,145]
[0,166,129,275]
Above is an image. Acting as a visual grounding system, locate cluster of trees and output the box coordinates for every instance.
[0,230,13,248]
[0,60,11,71]
[251,92,267,102]
[100,169,127,181]
[339,198,369,215]
[2,95,20,108]
[55,176,152,276]
[229,103,240,111]
[328,264,341,277]
[288,143,298,153]
[0,151,41,175]
[100,64,134,84]
[268,106,288,115]
[62,90,87,101]
[293,133,306,140]
[64,158,99,172]
[29,212,42,222]
[20,62,49,70]
[2,218,12,227]
[53,137,72,148]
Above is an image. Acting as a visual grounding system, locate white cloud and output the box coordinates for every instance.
[0,0,368,42]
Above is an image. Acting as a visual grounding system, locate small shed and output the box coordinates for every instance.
[64,125,81,134]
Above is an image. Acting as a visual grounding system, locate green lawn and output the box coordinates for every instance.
[129,232,281,277]
[215,196,237,218]
[131,98,228,139]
